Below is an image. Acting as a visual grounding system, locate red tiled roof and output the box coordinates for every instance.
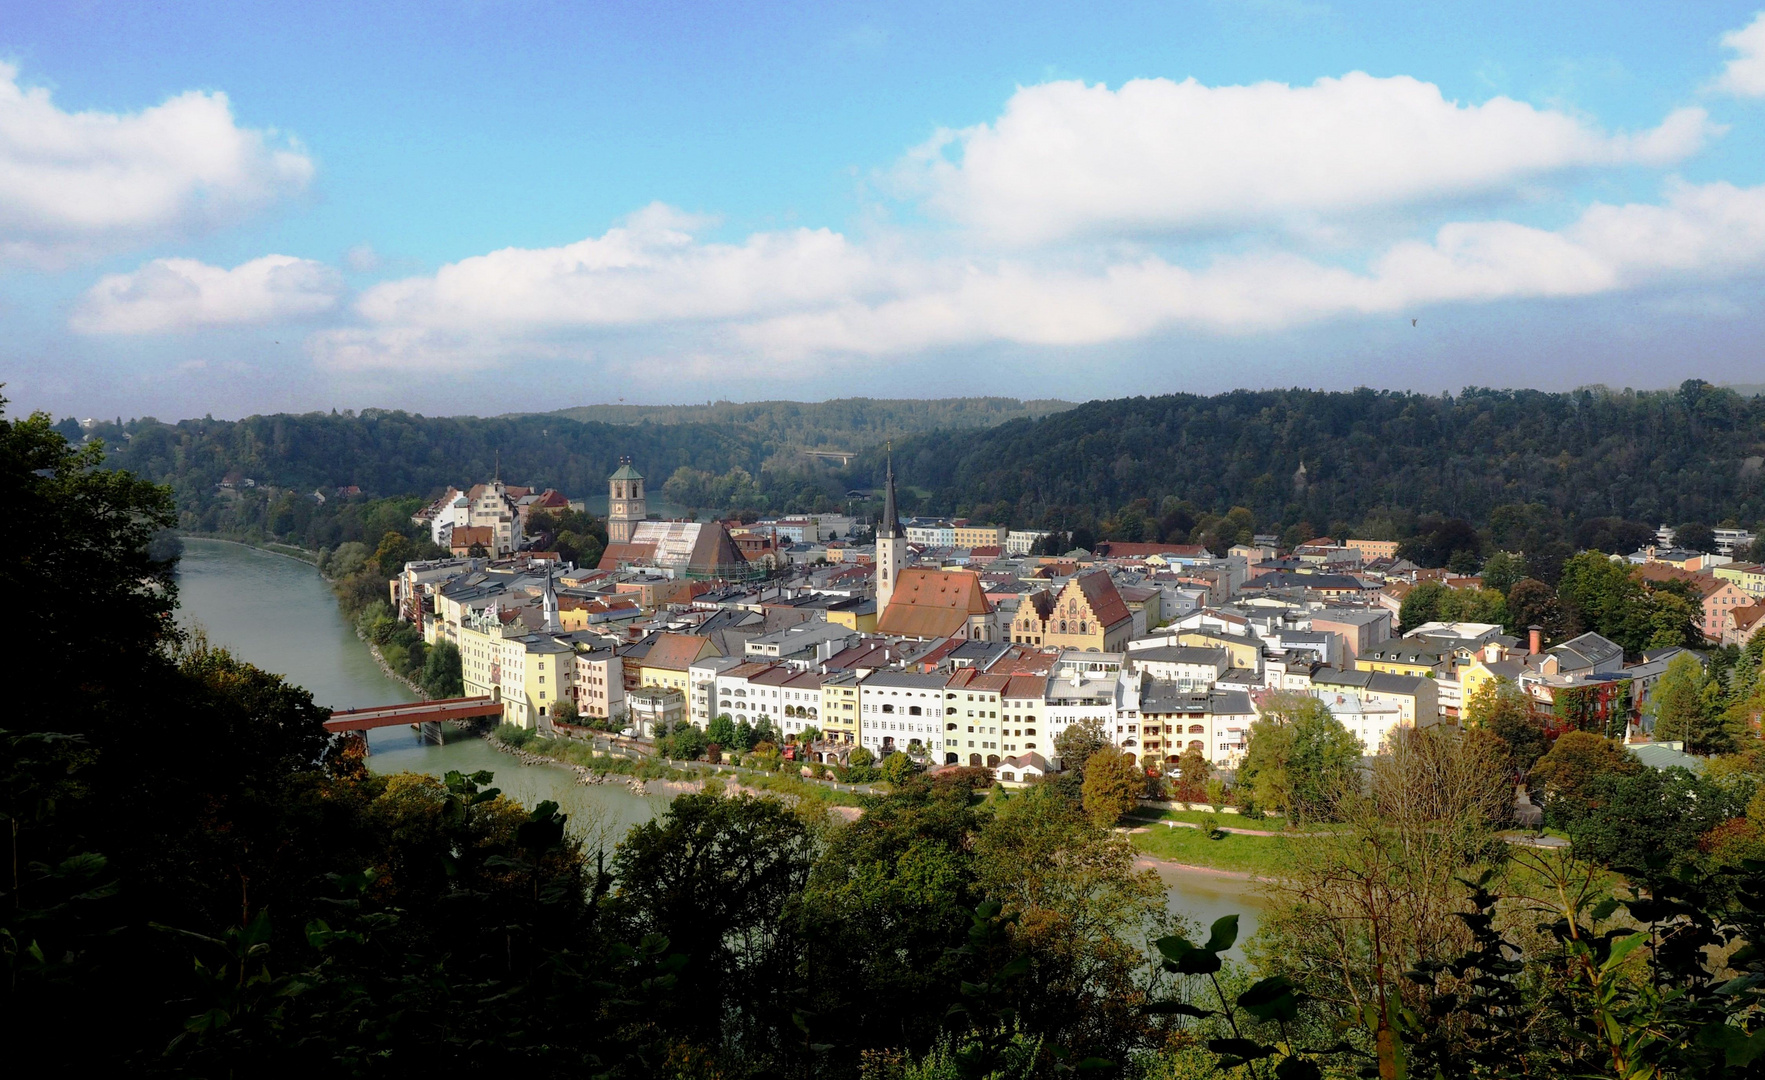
[876,568,994,639]
[641,632,718,671]
[1072,570,1132,629]
[450,525,494,550]
[598,542,657,570]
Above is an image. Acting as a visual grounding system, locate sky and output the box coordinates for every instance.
[4,1,1765,421]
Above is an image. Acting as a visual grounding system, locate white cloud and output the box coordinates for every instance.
[308,182,1765,372]
[897,73,1716,244]
[311,203,904,370]
[73,255,342,334]
[0,62,312,264]
[739,181,1765,356]
[1714,13,1765,97]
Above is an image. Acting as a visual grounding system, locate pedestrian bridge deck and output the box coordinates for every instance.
[323,696,503,732]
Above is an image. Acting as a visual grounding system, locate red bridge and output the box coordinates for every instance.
[324,696,504,734]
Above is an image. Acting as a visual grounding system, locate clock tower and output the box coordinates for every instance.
[607,458,645,544]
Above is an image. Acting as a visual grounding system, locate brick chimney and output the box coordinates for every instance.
[1528,624,1543,656]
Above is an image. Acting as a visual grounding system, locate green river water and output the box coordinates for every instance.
[174,537,1263,944]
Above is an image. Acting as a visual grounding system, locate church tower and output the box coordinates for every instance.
[607,458,646,545]
[875,447,907,614]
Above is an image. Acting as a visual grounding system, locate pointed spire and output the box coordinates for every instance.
[880,441,900,539]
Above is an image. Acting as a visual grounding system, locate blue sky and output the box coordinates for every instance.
[4,1,1765,420]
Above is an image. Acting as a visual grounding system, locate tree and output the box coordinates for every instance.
[1237,695,1363,821]
[1463,678,1549,782]
[1553,766,1745,877]
[791,783,981,1058]
[1479,551,1525,595]
[1652,652,1708,748]
[969,785,1174,1062]
[1260,725,1514,1075]
[1675,521,1718,554]
[421,639,463,697]
[1052,716,1112,773]
[1080,749,1145,826]
[662,723,708,760]
[880,750,919,785]
[1438,585,1508,626]
[373,529,414,577]
[1399,580,1448,633]
[1529,731,1641,816]
[551,697,579,726]
[608,793,818,1047]
[1174,745,1210,801]
[1506,577,1562,639]
[1400,516,1481,568]
[706,713,738,748]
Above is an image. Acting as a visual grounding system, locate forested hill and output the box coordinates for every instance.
[877,383,1765,535]
[545,396,1074,449]
[76,410,771,503]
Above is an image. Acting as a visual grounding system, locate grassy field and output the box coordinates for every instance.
[1129,823,1294,878]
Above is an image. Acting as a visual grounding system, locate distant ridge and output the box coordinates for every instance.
[539,397,1075,450]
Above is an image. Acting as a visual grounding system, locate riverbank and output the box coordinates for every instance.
[1126,821,1294,878]
[181,532,324,569]
[361,632,428,698]
[484,726,874,810]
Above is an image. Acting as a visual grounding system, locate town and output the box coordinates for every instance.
[386,454,1757,785]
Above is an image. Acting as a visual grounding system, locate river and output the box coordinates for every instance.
[175,537,1265,944]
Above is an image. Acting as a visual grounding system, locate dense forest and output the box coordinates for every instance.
[62,381,1765,569]
[546,396,1074,449]
[879,382,1765,542]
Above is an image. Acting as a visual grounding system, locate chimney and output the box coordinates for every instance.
[1528,625,1543,656]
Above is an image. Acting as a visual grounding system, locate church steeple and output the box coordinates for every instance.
[875,442,908,615]
[879,443,900,539]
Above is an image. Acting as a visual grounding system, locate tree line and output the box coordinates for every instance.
[870,381,1765,549]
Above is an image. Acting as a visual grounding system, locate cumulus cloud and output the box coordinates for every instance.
[896,73,1716,244]
[1714,13,1765,97]
[736,181,1765,356]
[73,255,342,334]
[0,62,312,264]
[310,203,905,370]
[307,181,1765,372]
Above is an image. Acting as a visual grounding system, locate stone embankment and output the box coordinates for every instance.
[360,632,428,699]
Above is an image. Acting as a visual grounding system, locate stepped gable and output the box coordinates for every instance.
[876,567,993,639]
[1074,569,1132,629]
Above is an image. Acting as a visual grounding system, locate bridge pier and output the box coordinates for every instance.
[420,720,445,746]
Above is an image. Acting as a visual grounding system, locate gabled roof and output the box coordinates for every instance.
[598,542,657,570]
[1071,570,1132,629]
[1550,631,1624,671]
[687,522,753,577]
[640,632,719,671]
[1003,673,1050,701]
[876,568,993,639]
